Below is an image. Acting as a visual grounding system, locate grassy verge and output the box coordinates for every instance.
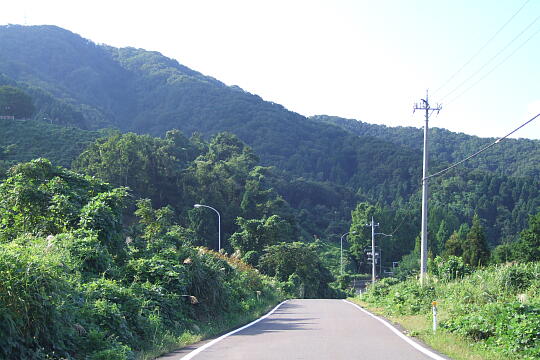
[347,298,515,360]
[138,297,282,360]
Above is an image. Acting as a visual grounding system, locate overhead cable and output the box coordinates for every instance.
[440,13,540,102]
[434,0,531,95]
[425,112,540,180]
[446,24,540,105]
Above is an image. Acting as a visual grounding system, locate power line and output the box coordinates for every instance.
[425,112,540,180]
[434,0,531,95]
[388,202,415,236]
[446,23,540,105]
[440,13,540,102]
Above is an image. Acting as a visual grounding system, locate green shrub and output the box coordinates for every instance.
[498,264,534,293]
[55,230,115,277]
[0,160,285,359]
[431,255,472,282]
[0,242,75,359]
[359,262,540,358]
[362,277,435,315]
[442,301,540,356]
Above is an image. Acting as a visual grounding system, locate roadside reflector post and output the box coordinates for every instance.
[432,301,438,332]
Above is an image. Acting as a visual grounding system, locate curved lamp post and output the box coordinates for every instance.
[340,231,356,276]
[194,204,221,251]
[374,232,392,281]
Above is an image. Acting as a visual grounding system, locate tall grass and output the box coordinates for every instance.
[357,261,540,359]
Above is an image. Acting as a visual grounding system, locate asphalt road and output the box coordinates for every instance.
[160,299,448,360]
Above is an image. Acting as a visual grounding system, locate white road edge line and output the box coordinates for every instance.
[179,300,289,360]
[343,300,448,360]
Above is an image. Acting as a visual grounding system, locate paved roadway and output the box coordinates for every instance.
[160,299,448,360]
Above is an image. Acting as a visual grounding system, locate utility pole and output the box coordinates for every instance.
[413,90,441,284]
[365,217,379,285]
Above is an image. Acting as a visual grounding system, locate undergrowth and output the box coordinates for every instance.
[357,258,540,359]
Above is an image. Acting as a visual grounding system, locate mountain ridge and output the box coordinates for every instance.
[0,24,538,249]
[314,114,540,178]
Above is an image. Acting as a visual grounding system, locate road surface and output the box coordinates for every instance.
[160,299,448,360]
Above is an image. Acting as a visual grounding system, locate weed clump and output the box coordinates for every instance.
[358,261,540,358]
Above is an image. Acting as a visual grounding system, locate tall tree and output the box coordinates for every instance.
[259,241,335,298]
[229,214,293,265]
[444,231,463,257]
[434,219,451,256]
[348,202,377,272]
[513,212,540,262]
[462,214,490,267]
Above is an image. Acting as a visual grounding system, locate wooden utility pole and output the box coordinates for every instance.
[366,217,379,285]
[413,91,441,284]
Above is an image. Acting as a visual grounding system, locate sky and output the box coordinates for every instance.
[1,0,540,139]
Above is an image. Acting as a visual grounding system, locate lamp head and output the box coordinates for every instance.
[194,204,202,208]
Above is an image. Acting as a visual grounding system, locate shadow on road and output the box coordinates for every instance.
[235,316,317,336]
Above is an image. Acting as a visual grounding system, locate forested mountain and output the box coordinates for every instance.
[1,24,539,266]
[2,23,539,360]
[315,115,540,178]
[0,25,421,195]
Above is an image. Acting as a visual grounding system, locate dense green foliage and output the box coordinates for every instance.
[72,131,296,249]
[0,159,286,359]
[360,261,540,358]
[230,215,294,266]
[492,212,540,264]
[461,214,490,267]
[360,214,540,358]
[1,25,538,257]
[259,241,337,299]
[0,25,538,281]
[70,131,341,296]
[0,25,537,265]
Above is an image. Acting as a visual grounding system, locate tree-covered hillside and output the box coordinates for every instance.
[0,25,422,196]
[316,115,540,179]
[0,24,538,268]
[0,118,101,170]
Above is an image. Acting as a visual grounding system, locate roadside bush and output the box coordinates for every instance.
[498,263,534,293]
[362,277,399,300]
[442,301,540,357]
[362,277,435,315]
[55,229,115,277]
[0,241,76,359]
[431,255,472,282]
[0,160,285,359]
[358,262,540,359]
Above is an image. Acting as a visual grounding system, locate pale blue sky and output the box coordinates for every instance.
[1,0,539,139]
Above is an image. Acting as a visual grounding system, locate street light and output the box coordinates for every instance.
[194,204,221,251]
[340,231,356,276]
[374,232,392,278]
[366,216,393,284]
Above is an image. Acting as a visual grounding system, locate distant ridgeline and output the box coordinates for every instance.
[0,24,538,259]
[315,115,540,179]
